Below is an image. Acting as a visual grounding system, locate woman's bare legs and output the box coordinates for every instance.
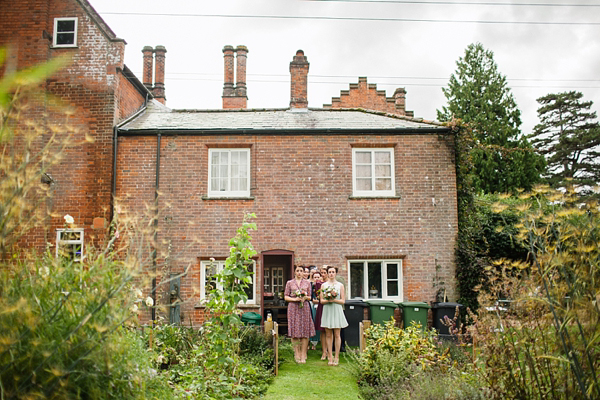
[292,338,300,362]
[300,338,309,363]
[326,329,334,365]
[320,332,328,360]
[333,328,341,365]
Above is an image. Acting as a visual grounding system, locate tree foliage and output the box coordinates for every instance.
[529,91,600,189]
[438,43,545,193]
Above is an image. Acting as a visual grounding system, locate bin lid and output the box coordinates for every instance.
[365,299,398,308]
[345,299,369,306]
[241,312,262,320]
[398,301,431,309]
[432,302,463,309]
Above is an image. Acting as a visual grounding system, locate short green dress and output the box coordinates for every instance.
[320,281,349,329]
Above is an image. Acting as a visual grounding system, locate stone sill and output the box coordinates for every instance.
[348,195,401,200]
[201,196,255,201]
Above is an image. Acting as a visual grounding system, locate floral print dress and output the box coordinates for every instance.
[285,279,316,338]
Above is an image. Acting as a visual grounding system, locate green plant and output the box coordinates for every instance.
[472,186,600,399]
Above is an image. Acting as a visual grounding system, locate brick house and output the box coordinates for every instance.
[1,0,458,329]
[115,48,458,327]
[0,0,157,254]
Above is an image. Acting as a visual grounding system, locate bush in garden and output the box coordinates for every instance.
[349,320,461,398]
[472,185,600,399]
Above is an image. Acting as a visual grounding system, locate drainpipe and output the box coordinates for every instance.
[151,132,161,324]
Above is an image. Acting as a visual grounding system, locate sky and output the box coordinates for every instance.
[91,0,600,135]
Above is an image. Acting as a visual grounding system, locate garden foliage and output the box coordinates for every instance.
[472,185,600,399]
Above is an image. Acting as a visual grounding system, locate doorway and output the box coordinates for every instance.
[261,250,294,334]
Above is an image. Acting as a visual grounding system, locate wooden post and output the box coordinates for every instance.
[360,320,371,352]
[273,322,279,376]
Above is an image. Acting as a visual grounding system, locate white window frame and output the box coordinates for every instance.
[352,148,395,197]
[56,228,84,262]
[53,17,78,48]
[200,259,256,304]
[208,148,251,198]
[347,259,403,301]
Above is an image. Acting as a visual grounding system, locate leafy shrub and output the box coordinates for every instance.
[472,186,600,399]
[145,322,197,366]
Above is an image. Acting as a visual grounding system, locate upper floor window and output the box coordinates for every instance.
[200,259,256,305]
[56,229,84,262]
[352,148,395,197]
[53,17,78,47]
[348,259,402,301]
[208,148,250,197]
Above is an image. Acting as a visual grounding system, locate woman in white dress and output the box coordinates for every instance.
[319,266,348,366]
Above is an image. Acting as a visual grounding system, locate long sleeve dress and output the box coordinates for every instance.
[285,279,317,338]
[320,281,349,329]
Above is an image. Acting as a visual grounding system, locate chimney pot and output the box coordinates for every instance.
[153,45,167,104]
[141,46,154,90]
[223,45,248,109]
[289,49,309,109]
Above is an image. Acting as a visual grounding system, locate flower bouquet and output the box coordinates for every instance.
[322,285,338,301]
[294,288,308,308]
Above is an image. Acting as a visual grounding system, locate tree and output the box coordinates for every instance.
[529,91,600,188]
[438,43,545,193]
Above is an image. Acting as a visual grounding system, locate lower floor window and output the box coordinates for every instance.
[348,259,402,300]
[56,229,84,262]
[200,259,256,304]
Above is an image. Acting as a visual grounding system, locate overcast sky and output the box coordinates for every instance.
[92,0,600,135]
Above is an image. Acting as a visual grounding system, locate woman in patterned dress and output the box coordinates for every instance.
[320,265,348,366]
[284,265,316,363]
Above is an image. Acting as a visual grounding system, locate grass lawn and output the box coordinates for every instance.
[262,346,361,399]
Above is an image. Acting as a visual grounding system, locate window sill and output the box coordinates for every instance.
[202,196,255,201]
[51,45,78,49]
[348,195,401,200]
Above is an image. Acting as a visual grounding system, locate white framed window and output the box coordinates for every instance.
[352,148,395,197]
[200,259,256,304]
[348,259,403,300]
[56,229,84,262]
[208,148,250,197]
[53,17,78,47]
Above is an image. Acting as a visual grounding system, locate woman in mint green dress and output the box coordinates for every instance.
[320,266,348,366]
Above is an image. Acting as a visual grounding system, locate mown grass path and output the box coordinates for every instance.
[262,349,361,399]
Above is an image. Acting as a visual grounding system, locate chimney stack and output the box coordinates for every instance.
[142,46,154,90]
[152,45,167,104]
[290,50,309,109]
[222,45,248,109]
[393,87,406,115]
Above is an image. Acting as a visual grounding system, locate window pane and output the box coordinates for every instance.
[350,262,364,299]
[374,151,391,164]
[375,165,391,178]
[243,263,254,300]
[387,263,398,280]
[219,177,227,191]
[387,281,399,297]
[367,262,382,299]
[355,151,371,164]
[356,178,372,191]
[56,33,74,45]
[356,165,371,178]
[57,20,75,31]
[375,178,392,191]
[211,152,220,166]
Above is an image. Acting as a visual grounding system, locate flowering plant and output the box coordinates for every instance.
[294,288,308,308]
[322,285,338,301]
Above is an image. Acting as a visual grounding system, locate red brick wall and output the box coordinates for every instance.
[116,72,146,121]
[0,0,141,249]
[116,132,458,326]
[324,77,414,117]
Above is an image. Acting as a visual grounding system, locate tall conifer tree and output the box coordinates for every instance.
[438,43,545,193]
[529,91,600,188]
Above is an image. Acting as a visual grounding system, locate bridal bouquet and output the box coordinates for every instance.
[322,285,338,301]
[294,288,308,308]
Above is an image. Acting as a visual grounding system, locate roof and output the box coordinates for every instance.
[118,100,449,135]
